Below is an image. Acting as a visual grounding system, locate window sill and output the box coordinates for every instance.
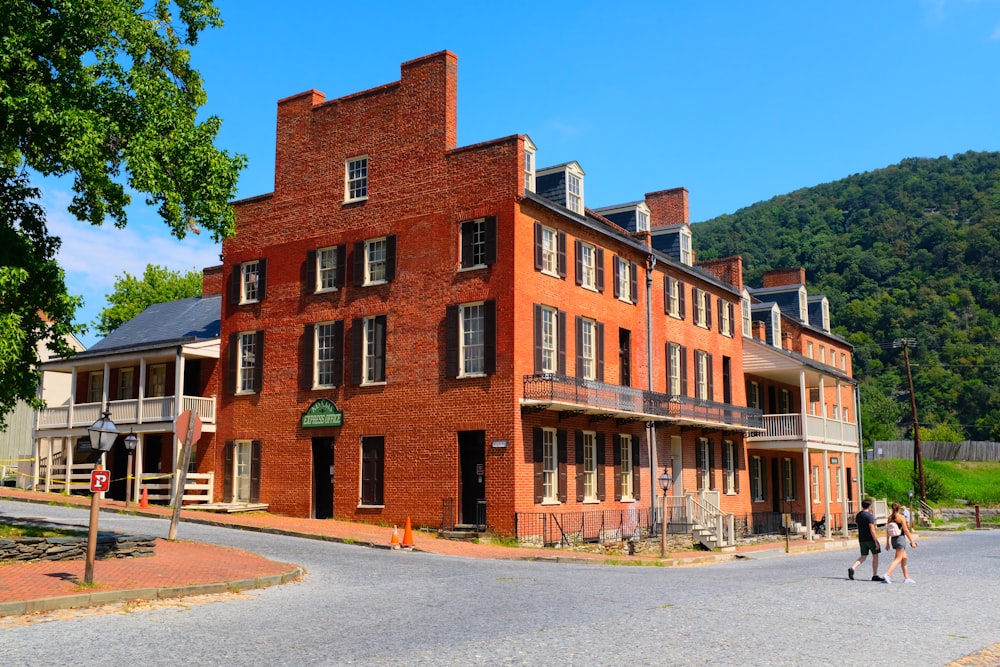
[344,196,368,205]
[357,504,384,509]
[362,280,388,287]
[540,500,561,506]
[540,269,561,279]
[458,373,486,380]
[582,498,600,504]
[235,390,258,396]
[239,299,260,306]
[314,287,339,295]
[360,381,387,387]
[458,264,488,272]
[620,497,636,503]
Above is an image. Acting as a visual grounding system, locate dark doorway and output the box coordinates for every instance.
[143,435,163,474]
[618,328,631,387]
[312,437,335,519]
[109,435,127,501]
[183,359,202,396]
[458,431,486,528]
[771,457,781,514]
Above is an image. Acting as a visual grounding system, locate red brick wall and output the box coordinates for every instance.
[646,187,689,227]
[762,267,806,288]
[202,265,223,296]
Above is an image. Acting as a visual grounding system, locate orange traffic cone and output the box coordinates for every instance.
[140,487,149,508]
[401,517,415,549]
[390,525,400,549]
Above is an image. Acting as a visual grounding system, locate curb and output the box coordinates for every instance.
[0,567,303,618]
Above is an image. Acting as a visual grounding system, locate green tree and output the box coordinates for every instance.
[0,1,244,424]
[95,264,203,337]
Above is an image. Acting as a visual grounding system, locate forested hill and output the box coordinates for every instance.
[692,150,1000,442]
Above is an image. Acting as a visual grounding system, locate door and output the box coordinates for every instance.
[312,437,335,519]
[618,328,631,387]
[235,441,252,502]
[771,457,781,514]
[458,431,486,528]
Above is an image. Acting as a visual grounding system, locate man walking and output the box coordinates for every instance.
[848,499,884,582]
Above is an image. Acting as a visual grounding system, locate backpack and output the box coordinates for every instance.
[887,521,901,538]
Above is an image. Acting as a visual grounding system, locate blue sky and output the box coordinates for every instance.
[45,0,1000,347]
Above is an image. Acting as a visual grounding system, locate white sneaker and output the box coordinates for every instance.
[904,578,915,584]
[883,575,892,584]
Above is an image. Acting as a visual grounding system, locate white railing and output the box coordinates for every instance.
[43,462,94,492]
[751,412,858,447]
[686,492,736,548]
[36,395,217,430]
[139,471,214,505]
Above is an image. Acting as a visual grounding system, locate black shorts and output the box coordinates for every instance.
[859,540,881,556]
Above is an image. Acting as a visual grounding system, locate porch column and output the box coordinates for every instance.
[68,367,77,426]
[64,436,74,493]
[137,358,146,424]
[840,462,851,538]
[818,375,827,439]
[174,348,185,474]
[133,432,144,504]
[822,456,832,537]
[802,442,813,539]
[102,361,110,406]
[798,369,808,434]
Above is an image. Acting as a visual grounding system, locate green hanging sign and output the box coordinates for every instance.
[301,399,343,427]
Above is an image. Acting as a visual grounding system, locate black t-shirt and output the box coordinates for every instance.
[856,509,876,543]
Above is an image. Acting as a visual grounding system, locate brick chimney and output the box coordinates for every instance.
[645,187,689,228]
[202,265,223,296]
[762,267,806,288]
[696,256,743,291]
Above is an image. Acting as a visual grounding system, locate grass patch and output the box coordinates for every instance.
[0,521,85,539]
[487,535,520,548]
[864,459,1000,506]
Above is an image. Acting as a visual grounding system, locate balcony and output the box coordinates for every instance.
[36,395,216,431]
[522,374,762,431]
[748,413,858,448]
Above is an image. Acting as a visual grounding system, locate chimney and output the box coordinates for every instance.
[762,267,806,288]
[753,320,767,342]
[202,265,223,296]
[696,256,743,291]
[645,188,689,228]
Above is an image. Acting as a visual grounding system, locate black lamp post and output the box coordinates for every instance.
[124,429,138,508]
[658,468,673,558]
[84,409,119,585]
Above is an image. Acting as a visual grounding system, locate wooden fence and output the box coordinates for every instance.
[873,441,1000,462]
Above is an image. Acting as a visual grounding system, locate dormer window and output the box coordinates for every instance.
[821,299,830,331]
[741,289,752,337]
[770,306,782,349]
[799,287,809,324]
[593,202,651,234]
[524,139,536,193]
[679,227,692,265]
[535,161,585,215]
[566,168,583,214]
[636,207,649,232]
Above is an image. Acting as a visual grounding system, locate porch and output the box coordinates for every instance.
[36,395,217,431]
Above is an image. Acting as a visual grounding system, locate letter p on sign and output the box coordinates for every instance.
[90,470,111,493]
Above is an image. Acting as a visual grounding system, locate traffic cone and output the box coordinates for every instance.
[401,516,415,549]
[140,487,149,508]
[390,525,400,549]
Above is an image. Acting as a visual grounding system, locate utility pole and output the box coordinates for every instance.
[893,338,925,502]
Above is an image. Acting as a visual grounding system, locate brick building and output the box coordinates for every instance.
[207,50,861,543]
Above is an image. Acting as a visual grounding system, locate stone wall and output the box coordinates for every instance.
[0,532,156,562]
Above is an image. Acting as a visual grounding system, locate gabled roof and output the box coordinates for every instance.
[78,295,221,358]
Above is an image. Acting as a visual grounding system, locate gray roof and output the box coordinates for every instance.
[81,295,221,357]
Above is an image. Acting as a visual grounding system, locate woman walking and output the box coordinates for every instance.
[883,501,917,584]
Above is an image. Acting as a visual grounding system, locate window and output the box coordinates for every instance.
[840,352,848,371]
[240,260,263,304]
[750,456,766,502]
[636,207,650,232]
[352,315,387,385]
[695,350,712,400]
[781,457,796,500]
[666,342,685,396]
[224,440,260,504]
[345,156,368,202]
[811,466,820,503]
[779,388,791,414]
[835,465,843,501]
[821,299,830,331]
[807,341,814,359]
[460,217,497,269]
[747,380,761,410]
[693,288,711,328]
[117,368,134,400]
[524,145,535,192]
[566,169,583,214]
[799,287,809,323]
[575,316,602,381]
[582,431,597,501]
[820,346,827,364]
[234,440,253,503]
[533,222,566,278]
[741,289,752,336]
[543,428,558,503]
[238,331,259,393]
[460,303,486,376]
[771,307,782,348]
[723,440,737,494]
[315,246,344,292]
[365,238,387,284]
[696,437,711,490]
[149,364,167,397]
[353,236,396,286]
[665,276,684,318]
[314,322,343,388]
[719,300,734,337]
[360,436,384,506]
[613,256,636,304]
[575,240,602,291]
[534,304,564,375]
[679,227,692,265]
[619,434,633,500]
[87,372,103,404]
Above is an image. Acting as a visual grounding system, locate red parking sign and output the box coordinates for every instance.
[90,470,111,493]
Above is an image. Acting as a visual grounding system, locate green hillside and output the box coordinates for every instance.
[693,151,1000,442]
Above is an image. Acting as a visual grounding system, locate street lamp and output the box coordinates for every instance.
[892,338,926,502]
[123,429,138,508]
[84,409,120,585]
[658,468,673,558]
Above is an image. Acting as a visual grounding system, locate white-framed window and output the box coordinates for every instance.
[241,260,261,303]
[840,352,847,371]
[315,322,340,388]
[460,302,486,376]
[679,227,692,265]
[695,350,709,400]
[748,380,761,409]
[799,287,809,323]
[582,431,597,501]
[540,305,558,374]
[345,155,368,202]
[364,238,388,285]
[87,372,103,404]
[720,300,732,336]
[697,437,710,491]
[566,168,583,214]
[750,455,765,502]
[579,317,597,381]
[807,341,814,359]
[724,440,737,494]
[694,288,708,328]
[540,225,558,276]
[149,364,166,397]
[579,242,596,290]
[620,434,634,500]
[542,427,558,503]
[363,316,384,384]
[771,307,782,348]
[812,465,820,503]
[635,206,650,232]
[667,277,681,318]
[820,346,827,364]
[615,256,632,303]
[317,247,340,292]
[667,343,682,395]
[234,440,253,503]
[463,218,489,269]
[781,457,796,500]
[741,289,752,337]
[821,299,830,331]
[238,332,258,393]
[524,145,535,192]
[117,368,134,400]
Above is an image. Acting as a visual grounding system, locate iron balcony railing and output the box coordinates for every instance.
[522,373,763,430]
